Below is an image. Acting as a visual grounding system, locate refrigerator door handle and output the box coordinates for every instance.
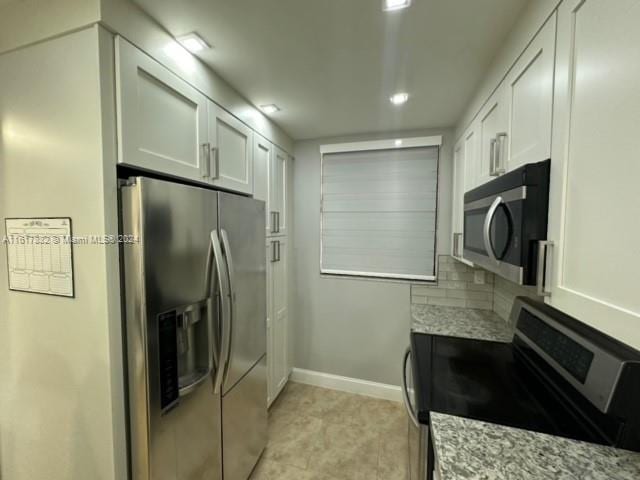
[211,230,232,394]
[219,229,235,386]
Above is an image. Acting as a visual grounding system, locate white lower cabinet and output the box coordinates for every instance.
[267,237,289,406]
[545,0,640,349]
[115,37,209,182]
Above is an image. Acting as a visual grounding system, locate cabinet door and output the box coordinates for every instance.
[209,102,254,194]
[269,146,288,236]
[463,124,479,190]
[477,88,508,185]
[266,238,288,406]
[505,14,556,171]
[546,0,640,349]
[451,141,464,257]
[115,37,208,183]
[253,135,273,237]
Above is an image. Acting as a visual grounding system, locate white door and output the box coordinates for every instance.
[115,37,209,183]
[546,0,640,349]
[505,14,556,171]
[477,88,508,185]
[267,237,288,406]
[463,125,479,191]
[253,135,274,237]
[269,146,288,236]
[209,102,254,194]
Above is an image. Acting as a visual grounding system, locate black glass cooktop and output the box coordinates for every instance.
[410,332,613,446]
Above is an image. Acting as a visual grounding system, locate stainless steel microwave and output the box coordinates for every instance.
[463,160,550,286]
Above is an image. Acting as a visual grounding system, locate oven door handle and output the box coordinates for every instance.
[401,347,420,428]
[483,196,503,263]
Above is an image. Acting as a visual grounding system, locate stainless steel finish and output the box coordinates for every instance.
[220,229,235,386]
[218,193,267,395]
[402,347,420,428]
[222,355,268,480]
[537,240,553,297]
[270,241,277,263]
[270,211,277,234]
[201,143,211,178]
[512,298,640,414]
[276,240,281,262]
[464,186,527,211]
[211,146,219,179]
[495,132,508,175]
[211,230,231,395]
[276,211,280,233]
[453,232,462,258]
[121,177,222,480]
[489,138,498,176]
[403,346,429,480]
[482,196,503,263]
[464,249,524,284]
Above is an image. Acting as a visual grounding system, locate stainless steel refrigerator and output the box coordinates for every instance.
[120,176,267,480]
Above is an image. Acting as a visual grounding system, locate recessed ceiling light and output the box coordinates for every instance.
[176,33,210,53]
[383,0,412,12]
[395,139,403,147]
[390,92,409,105]
[261,104,281,114]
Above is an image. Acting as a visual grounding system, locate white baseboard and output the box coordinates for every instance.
[290,368,402,402]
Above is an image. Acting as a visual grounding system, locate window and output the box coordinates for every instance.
[320,136,441,281]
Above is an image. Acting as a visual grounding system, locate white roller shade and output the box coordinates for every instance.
[321,146,439,280]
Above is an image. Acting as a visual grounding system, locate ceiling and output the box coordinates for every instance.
[133,0,528,140]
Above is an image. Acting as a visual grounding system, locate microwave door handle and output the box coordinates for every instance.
[401,347,420,428]
[483,196,503,263]
[211,230,232,394]
[219,229,235,386]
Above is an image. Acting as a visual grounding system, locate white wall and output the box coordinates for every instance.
[292,128,454,386]
[0,27,126,480]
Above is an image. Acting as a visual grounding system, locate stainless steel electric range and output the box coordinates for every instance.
[403,297,640,480]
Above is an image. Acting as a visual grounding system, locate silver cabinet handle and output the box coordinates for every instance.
[211,146,219,179]
[270,211,277,234]
[482,196,503,263]
[453,232,463,258]
[489,138,497,176]
[270,240,277,263]
[537,240,553,297]
[210,230,232,394]
[201,143,211,178]
[219,229,235,387]
[276,240,281,262]
[276,211,281,233]
[495,132,507,175]
[401,347,420,428]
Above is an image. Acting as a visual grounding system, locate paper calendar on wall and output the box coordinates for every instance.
[4,218,75,297]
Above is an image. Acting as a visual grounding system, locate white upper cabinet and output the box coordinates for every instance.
[545,0,640,349]
[115,37,209,183]
[208,102,254,195]
[253,134,272,236]
[504,14,556,171]
[269,146,288,237]
[477,87,509,185]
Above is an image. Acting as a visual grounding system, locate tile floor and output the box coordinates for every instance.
[250,382,409,480]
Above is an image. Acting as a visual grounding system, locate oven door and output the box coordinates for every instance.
[463,187,525,284]
[402,347,429,480]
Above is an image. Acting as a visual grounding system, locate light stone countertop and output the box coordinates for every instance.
[411,304,514,343]
[430,412,640,480]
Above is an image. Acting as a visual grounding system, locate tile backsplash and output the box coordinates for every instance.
[411,255,542,321]
[411,256,494,310]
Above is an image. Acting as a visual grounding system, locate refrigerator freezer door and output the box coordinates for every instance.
[121,177,223,480]
[218,192,267,393]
